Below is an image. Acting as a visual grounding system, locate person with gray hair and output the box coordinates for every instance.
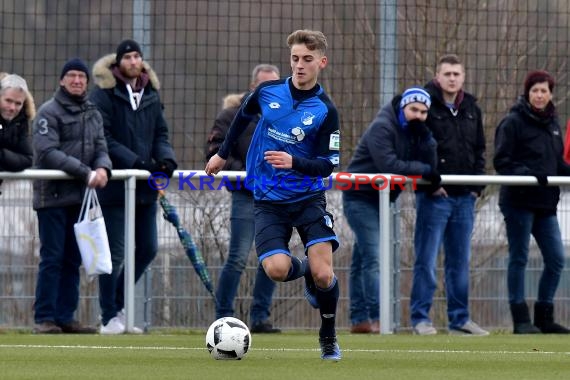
[206,63,281,334]
[0,73,34,176]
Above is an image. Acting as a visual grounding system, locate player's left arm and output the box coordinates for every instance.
[291,105,339,177]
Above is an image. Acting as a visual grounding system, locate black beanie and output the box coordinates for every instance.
[60,58,90,81]
[116,39,143,63]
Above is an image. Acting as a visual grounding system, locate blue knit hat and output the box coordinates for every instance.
[400,86,431,109]
[60,58,90,81]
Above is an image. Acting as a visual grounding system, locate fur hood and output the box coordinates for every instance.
[0,72,36,120]
[222,92,246,110]
[91,53,161,90]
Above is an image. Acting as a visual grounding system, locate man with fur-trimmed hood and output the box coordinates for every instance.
[0,73,34,178]
[90,39,178,334]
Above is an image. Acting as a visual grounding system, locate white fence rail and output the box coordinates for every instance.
[1,170,570,333]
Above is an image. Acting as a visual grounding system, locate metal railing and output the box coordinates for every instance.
[2,170,569,332]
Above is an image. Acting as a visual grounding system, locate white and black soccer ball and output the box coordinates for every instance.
[206,317,252,360]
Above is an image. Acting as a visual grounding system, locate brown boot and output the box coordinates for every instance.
[58,321,97,334]
[33,321,62,334]
[350,320,372,333]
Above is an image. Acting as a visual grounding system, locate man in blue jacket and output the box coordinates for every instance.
[343,86,437,334]
[91,39,177,334]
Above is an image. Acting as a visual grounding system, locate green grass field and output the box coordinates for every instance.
[0,332,568,379]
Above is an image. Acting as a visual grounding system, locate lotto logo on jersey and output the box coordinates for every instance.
[329,130,340,151]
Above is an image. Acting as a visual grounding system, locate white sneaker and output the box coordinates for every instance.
[449,320,490,336]
[413,321,437,335]
[100,316,125,335]
[117,310,144,334]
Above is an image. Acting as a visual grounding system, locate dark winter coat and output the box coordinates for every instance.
[205,92,257,169]
[205,92,258,192]
[32,88,112,209]
[424,80,486,196]
[0,74,34,172]
[90,54,177,205]
[494,96,570,211]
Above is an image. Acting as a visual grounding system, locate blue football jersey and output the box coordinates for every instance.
[240,77,340,202]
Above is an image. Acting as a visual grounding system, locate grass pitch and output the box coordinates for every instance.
[0,331,568,379]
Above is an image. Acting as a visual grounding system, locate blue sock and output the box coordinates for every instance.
[283,256,307,282]
[316,276,339,338]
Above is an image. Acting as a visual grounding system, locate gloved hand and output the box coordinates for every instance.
[133,158,152,171]
[535,175,548,186]
[408,119,431,140]
[422,170,442,187]
[155,159,177,178]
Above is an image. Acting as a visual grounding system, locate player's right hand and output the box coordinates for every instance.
[205,154,226,176]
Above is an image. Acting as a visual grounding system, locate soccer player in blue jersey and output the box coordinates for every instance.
[206,29,341,361]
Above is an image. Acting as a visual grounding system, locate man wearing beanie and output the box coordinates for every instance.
[32,58,111,334]
[60,58,90,82]
[410,54,488,336]
[90,39,177,334]
[494,70,570,334]
[342,86,437,334]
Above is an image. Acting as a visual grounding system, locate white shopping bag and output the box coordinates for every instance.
[74,188,112,279]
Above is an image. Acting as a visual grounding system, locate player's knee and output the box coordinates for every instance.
[262,260,289,281]
[312,268,333,289]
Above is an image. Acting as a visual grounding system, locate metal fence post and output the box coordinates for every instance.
[379,177,392,334]
[124,175,137,332]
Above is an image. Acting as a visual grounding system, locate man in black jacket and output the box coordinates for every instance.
[410,54,488,336]
[91,39,177,334]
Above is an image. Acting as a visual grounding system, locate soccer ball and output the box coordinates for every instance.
[206,317,251,360]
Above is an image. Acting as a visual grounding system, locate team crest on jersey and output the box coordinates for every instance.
[291,127,305,142]
[269,102,280,109]
[301,112,315,126]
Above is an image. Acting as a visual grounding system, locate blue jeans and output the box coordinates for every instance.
[34,207,82,324]
[500,204,565,304]
[411,192,476,329]
[342,193,380,325]
[98,203,158,325]
[215,190,276,325]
